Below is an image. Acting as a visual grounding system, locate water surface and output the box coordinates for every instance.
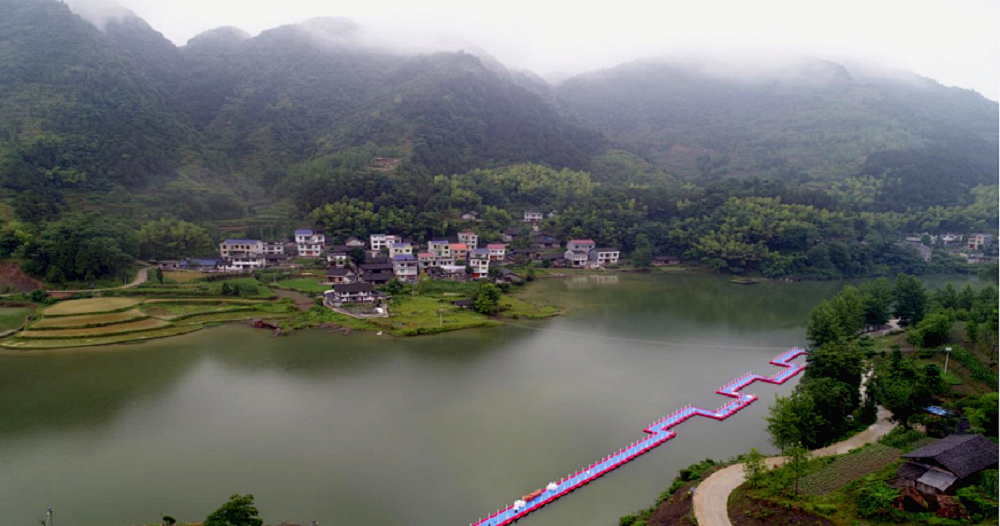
[0,273,979,526]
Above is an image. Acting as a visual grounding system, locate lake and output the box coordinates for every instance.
[0,272,980,526]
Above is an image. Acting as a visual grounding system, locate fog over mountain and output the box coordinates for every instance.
[62,0,1000,101]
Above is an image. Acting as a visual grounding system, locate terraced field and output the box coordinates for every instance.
[29,309,148,328]
[1,325,204,349]
[800,444,900,495]
[20,318,170,338]
[44,297,142,316]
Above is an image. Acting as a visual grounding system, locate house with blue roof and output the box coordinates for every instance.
[295,228,325,258]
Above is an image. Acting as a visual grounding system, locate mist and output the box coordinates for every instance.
[63,0,999,100]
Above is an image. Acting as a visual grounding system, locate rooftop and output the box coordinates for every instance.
[487,244,507,249]
[222,239,261,245]
[450,243,468,250]
[326,267,355,276]
[295,229,322,236]
[903,434,999,479]
[569,239,596,244]
[393,254,416,261]
[331,283,374,293]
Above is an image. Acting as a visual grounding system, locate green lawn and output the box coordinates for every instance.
[0,307,33,332]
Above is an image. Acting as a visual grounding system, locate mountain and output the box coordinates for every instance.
[0,0,193,191]
[555,58,999,191]
[0,1,605,200]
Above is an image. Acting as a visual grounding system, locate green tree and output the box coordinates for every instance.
[766,391,826,451]
[859,277,893,329]
[137,218,213,260]
[348,247,366,267]
[743,448,767,489]
[806,300,843,348]
[474,283,503,315]
[786,444,810,497]
[908,311,953,348]
[220,282,232,296]
[155,267,164,284]
[965,321,980,346]
[631,233,653,267]
[204,494,263,526]
[893,274,927,326]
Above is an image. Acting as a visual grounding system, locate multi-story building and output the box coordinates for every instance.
[487,243,507,261]
[458,230,479,250]
[262,242,284,255]
[392,254,419,283]
[589,247,620,267]
[469,248,490,278]
[295,229,325,258]
[564,250,589,267]
[427,240,451,259]
[523,210,543,223]
[327,251,349,267]
[968,233,993,251]
[450,243,469,263]
[388,242,413,259]
[219,239,264,258]
[567,239,596,252]
[369,234,400,253]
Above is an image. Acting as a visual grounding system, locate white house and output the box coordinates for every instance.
[589,247,620,267]
[468,248,490,278]
[222,253,266,271]
[344,237,366,248]
[567,239,596,252]
[487,243,507,261]
[369,234,400,253]
[327,251,348,267]
[564,250,589,267]
[427,240,451,259]
[295,229,325,258]
[325,283,376,305]
[458,230,479,250]
[262,242,284,255]
[392,254,419,283]
[219,239,263,258]
[523,210,543,222]
[388,242,413,259]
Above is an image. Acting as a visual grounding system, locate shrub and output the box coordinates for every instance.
[856,480,898,518]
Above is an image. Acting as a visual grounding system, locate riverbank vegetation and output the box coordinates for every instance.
[729,274,999,525]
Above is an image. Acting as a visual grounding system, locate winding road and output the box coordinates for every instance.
[692,406,896,526]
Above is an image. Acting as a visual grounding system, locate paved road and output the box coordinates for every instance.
[693,406,895,526]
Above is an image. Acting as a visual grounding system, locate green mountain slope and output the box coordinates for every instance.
[555,58,999,189]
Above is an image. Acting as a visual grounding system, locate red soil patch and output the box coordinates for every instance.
[728,488,834,526]
[646,466,723,526]
[0,260,42,293]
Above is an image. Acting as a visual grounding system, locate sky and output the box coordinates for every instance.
[87,0,1000,100]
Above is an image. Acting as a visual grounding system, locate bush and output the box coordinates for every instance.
[855,480,898,518]
[876,427,926,450]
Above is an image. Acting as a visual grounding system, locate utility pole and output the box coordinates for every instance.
[944,346,952,375]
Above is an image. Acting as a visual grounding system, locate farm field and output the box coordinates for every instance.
[162,271,205,283]
[1,324,204,349]
[44,297,142,316]
[20,318,170,338]
[799,444,900,495]
[0,306,34,332]
[29,309,147,329]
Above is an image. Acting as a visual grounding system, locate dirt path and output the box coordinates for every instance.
[273,288,315,311]
[693,406,895,526]
[50,267,151,294]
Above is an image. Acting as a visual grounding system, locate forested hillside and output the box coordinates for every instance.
[0,0,996,284]
[556,59,999,198]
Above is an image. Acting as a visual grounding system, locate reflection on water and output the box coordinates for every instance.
[0,272,981,526]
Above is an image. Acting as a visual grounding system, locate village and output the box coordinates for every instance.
[153,210,653,313]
